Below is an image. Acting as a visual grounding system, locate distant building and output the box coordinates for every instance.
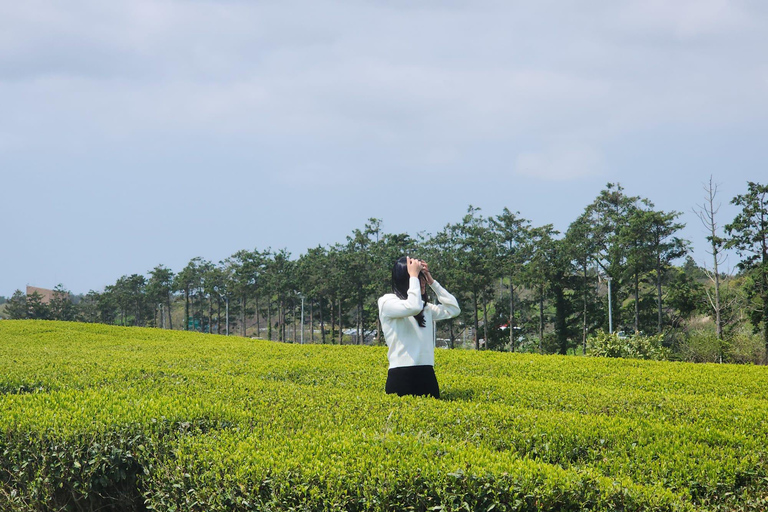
[26,286,56,304]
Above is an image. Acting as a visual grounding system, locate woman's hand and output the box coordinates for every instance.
[420,260,435,285]
[407,257,423,277]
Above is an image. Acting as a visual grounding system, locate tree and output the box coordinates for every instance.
[130,274,150,326]
[324,244,346,344]
[110,278,130,325]
[522,224,561,352]
[114,274,150,326]
[264,249,295,342]
[207,262,234,335]
[228,249,266,337]
[298,245,336,343]
[549,238,578,355]
[175,258,203,331]
[442,206,497,349]
[97,287,118,324]
[76,291,101,323]
[422,230,465,349]
[5,290,27,319]
[725,181,768,359]
[646,209,688,333]
[490,208,532,351]
[581,183,642,332]
[565,213,602,353]
[694,176,727,340]
[27,292,51,320]
[621,203,655,333]
[665,265,705,327]
[345,220,379,344]
[195,259,216,333]
[49,284,76,321]
[147,265,175,329]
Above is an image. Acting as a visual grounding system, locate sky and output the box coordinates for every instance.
[1,0,767,297]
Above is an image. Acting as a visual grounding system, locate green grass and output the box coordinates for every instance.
[1,321,767,511]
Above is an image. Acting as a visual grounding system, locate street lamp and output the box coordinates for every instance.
[606,276,613,334]
[214,286,230,336]
[299,294,305,344]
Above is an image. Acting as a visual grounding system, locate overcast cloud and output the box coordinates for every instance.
[2,0,767,295]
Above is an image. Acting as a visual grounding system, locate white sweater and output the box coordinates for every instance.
[378,277,461,369]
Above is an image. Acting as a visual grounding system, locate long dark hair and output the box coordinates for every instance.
[391,256,427,327]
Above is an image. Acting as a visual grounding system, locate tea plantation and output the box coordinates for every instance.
[1,321,767,511]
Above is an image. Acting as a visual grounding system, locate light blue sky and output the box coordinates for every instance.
[2,0,767,297]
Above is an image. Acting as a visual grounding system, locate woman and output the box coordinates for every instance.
[378,256,460,398]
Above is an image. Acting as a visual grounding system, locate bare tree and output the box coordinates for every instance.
[694,176,727,343]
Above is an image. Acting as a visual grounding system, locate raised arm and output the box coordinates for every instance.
[419,260,460,321]
[426,280,460,320]
[379,277,424,318]
[379,257,425,319]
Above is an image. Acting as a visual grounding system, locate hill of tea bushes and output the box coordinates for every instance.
[1,321,767,511]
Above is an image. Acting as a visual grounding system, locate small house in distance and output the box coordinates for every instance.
[26,286,56,304]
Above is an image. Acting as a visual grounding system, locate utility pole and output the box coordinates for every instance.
[300,295,305,344]
[607,276,613,333]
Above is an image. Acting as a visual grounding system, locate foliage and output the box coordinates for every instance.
[579,183,643,331]
[727,327,767,365]
[75,290,101,323]
[586,331,670,361]
[490,208,532,350]
[439,206,499,349]
[3,321,768,511]
[676,327,766,365]
[666,266,706,324]
[49,284,76,322]
[725,181,768,355]
[4,290,27,320]
[676,330,724,363]
[26,291,52,320]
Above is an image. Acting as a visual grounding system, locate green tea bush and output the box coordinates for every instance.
[2,321,768,511]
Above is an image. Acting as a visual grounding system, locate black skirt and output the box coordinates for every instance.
[386,365,440,399]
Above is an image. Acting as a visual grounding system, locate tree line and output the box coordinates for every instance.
[5,181,768,362]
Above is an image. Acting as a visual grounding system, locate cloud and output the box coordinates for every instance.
[0,1,766,170]
[2,0,766,156]
[514,144,605,182]
[614,0,754,39]
[1,0,767,296]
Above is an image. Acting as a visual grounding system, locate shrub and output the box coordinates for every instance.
[586,331,670,361]
[727,329,766,364]
[677,330,724,363]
